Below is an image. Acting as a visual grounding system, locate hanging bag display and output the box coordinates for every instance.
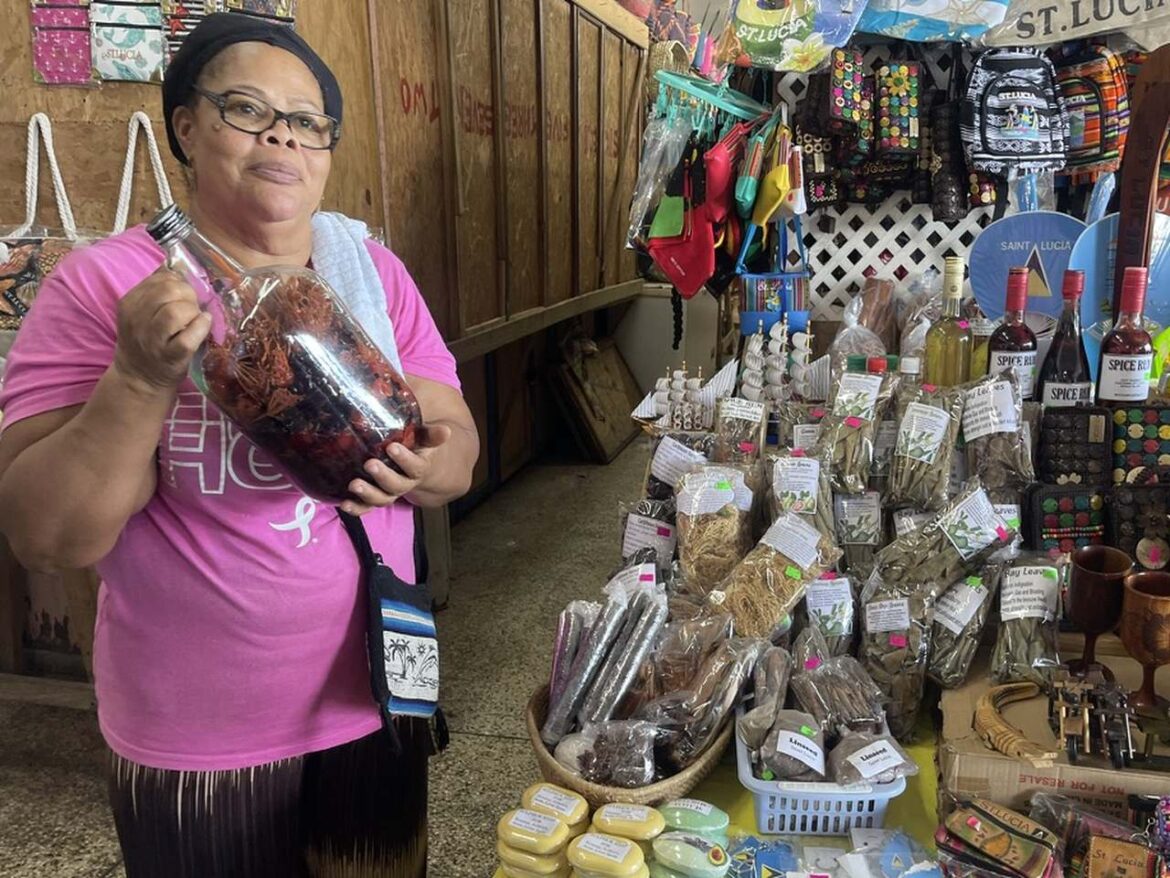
[0,114,83,338]
[1055,45,1131,184]
[111,111,175,234]
[30,1,96,86]
[647,136,717,299]
[89,1,166,83]
[960,48,1069,217]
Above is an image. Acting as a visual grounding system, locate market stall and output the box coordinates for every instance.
[493,2,1170,876]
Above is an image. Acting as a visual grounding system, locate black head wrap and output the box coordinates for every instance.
[162,13,343,165]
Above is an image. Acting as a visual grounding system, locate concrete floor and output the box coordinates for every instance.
[0,441,648,877]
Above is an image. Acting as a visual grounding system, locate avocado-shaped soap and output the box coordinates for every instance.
[497,839,570,875]
[570,869,650,878]
[650,832,730,878]
[522,783,590,828]
[567,832,646,877]
[498,809,570,856]
[658,800,730,838]
[592,804,666,843]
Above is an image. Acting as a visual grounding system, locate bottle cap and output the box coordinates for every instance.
[846,354,868,372]
[1121,267,1149,314]
[1006,267,1029,312]
[943,256,965,299]
[1061,270,1085,301]
[866,357,888,374]
[900,355,921,375]
[885,355,900,372]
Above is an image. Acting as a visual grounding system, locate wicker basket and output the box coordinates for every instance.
[525,685,734,809]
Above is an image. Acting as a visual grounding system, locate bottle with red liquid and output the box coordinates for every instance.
[146,205,423,504]
[1097,266,1154,405]
[1036,270,1092,407]
[988,266,1038,400]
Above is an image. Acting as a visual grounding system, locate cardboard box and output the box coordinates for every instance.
[939,653,1170,819]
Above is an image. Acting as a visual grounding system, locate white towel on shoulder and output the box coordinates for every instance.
[310,211,403,374]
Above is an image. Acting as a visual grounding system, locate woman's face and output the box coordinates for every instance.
[172,42,333,227]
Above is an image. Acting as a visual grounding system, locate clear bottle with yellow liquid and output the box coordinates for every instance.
[924,256,972,387]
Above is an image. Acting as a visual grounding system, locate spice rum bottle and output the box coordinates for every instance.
[924,256,971,387]
[988,267,1038,400]
[1037,270,1092,407]
[1097,267,1154,405]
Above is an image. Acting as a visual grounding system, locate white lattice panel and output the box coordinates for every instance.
[775,45,993,318]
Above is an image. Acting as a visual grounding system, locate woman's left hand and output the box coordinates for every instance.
[341,424,453,516]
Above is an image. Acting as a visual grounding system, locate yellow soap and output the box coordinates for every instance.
[567,832,646,877]
[522,783,590,827]
[498,809,571,856]
[498,840,570,875]
[570,868,650,878]
[591,804,665,842]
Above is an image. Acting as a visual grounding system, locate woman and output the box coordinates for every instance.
[0,14,478,878]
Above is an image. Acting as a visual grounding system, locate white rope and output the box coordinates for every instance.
[11,113,79,240]
[113,111,174,234]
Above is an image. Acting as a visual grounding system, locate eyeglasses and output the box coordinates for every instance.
[194,87,340,151]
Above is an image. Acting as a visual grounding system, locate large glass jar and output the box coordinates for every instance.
[146,205,423,504]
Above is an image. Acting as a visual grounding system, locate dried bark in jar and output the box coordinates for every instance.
[676,465,755,594]
[962,372,1034,494]
[814,371,896,494]
[888,383,964,511]
[712,513,842,639]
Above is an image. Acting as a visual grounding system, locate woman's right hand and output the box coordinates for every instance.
[113,266,212,392]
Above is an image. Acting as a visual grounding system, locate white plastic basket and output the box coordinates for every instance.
[734,721,906,836]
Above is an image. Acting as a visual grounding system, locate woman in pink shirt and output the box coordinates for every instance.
[0,14,477,878]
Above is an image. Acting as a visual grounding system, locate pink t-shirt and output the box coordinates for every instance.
[0,227,460,771]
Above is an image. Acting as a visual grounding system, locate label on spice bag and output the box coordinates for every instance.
[576,834,635,863]
[622,514,676,565]
[807,577,854,636]
[846,740,904,780]
[865,598,911,633]
[774,456,821,515]
[775,731,826,775]
[651,436,709,488]
[938,489,1002,560]
[763,513,822,571]
[833,373,884,421]
[834,492,882,546]
[793,422,823,450]
[896,402,952,463]
[1001,565,1060,622]
[719,397,767,424]
[962,379,1019,441]
[935,576,989,635]
[509,810,562,837]
[893,509,934,537]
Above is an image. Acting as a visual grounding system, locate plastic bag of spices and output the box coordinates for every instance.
[712,512,841,639]
[737,646,794,757]
[789,655,886,738]
[644,430,717,501]
[776,401,830,451]
[814,368,897,495]
[928,564,1003,689]
[962,371,1034,495]
[676,464,755,595]
[828,730,918,785]
[991,554,1062,686]
[759,710,827,781]
[767,445,836,543]
[713,397,768,466]
[888,382,965,511]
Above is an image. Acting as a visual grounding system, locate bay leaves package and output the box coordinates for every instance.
[991,554,1062,686]
[962,372,1034,494]
[888,382,964,511]
[928,564,1003,689]
[815,370,896,494]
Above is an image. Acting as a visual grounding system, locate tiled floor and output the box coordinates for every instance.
[0,441,648,877]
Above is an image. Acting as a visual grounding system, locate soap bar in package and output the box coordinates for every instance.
[499,809,571,857]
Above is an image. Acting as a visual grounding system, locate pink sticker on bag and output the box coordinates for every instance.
[738,441,758,454]
[812,408,826,418]
[656,526,672,538]
[922,384,937,393]
[845,416,863,428]
[805,657,823,671]
[639,573,655,583]
[958,320,970,329]
[889,634,907,647]
[996,525,1009,540]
